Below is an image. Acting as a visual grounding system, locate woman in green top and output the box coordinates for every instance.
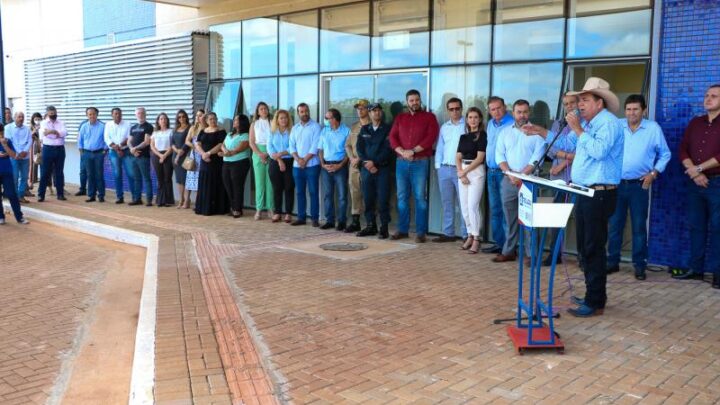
[220,115,251,218]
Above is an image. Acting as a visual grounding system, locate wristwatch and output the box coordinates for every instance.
[695,165,703,173]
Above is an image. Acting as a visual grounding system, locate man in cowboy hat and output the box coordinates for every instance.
[530,77,624,317]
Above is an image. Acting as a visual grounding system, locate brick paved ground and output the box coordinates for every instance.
[5,191,720,404]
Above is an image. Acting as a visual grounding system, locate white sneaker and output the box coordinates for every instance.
[0,218,6,225]
[18,218,29,225]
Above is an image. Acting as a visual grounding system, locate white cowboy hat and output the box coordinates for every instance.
[567,77,620,114]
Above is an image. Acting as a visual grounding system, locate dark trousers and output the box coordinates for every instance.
[151,153,175,206]
[687,177,720,276]
[222,159,251,212]
[361,166,390,227]
[79,152,87,193]
[84,151,106,199]
[0,172,23,222]
[38,145,65,199]
[269,158,294,214]
[575,189,617,309]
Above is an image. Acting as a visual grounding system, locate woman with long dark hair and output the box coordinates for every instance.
[248,101,274,219]
[171,109,190,208]
[194,112,228,216]
[150,112,175,207]
[456,107,487,254]
[220,115,251,218]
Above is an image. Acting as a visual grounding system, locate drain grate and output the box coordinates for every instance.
[319,242,368,251]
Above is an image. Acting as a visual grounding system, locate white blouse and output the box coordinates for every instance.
[153,129,173,151]
[253,118,271,146]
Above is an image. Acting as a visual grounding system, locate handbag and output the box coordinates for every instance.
[182,151,197,171]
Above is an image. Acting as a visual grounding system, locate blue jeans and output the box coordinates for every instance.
[608,181,649,270]
[10,158,29,197]
[687,177,720,276]
[38,145,66,199]
[0,172,24,222]
[396,159,429,235]
[84,151,106,199]
[437,165,466,238]
[487,168,507,247]
[79,152,88,193]
[293,165,320,221]
[321,165,348,224]
[127,154,153,202]
[109,149,134,201]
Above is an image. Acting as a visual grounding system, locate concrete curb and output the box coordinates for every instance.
[6,204,158,405]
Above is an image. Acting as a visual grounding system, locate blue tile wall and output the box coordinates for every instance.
[650,0,720,269]
[83,0,156,47]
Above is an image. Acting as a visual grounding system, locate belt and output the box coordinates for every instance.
[589,184,618,190]
[324,160,343,165]
[441,164,455,167]
[462,160,474,164]
[43,144,64,148]
[400,156,429,161]
[488,167,502,172]
[620,179,642,184]
[82,148,105,153]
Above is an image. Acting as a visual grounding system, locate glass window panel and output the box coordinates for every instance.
[432,0,491,64]
[430,65,490,123]
[492,63,563,129]
[571,0,651,16]
[374,71,428,124]
[280,11,318,75]
[567,10,651,58]
[210,22,241,79]
[279,75,318,122]
[493,18,564,61]
[206,81,241,130]
[324,75,374,128]
[495,0,564,24]
[239,78,278,118]
[566,63,648,117]
[242,18,278,77]
[371,0,429,68]
[320,3,370,72]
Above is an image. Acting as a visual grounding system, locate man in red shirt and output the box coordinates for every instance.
[389,89,439,242]
[676,84,720,289]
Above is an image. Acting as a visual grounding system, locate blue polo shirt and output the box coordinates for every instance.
[318,123,350,162]
[0,139,15,174]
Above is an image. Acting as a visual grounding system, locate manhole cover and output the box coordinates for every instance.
[319,242,368,251]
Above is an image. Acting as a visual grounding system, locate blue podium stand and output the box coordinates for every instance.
[504,172,594,354]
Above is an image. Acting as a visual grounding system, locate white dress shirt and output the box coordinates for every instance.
[104,120,131,149]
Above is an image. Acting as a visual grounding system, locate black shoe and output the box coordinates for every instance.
[607,265,620,274]
[390,232,409,240]
[146,202,153,207]
[672,269,703,280]
[85,197,96,203]
[713,274,720,289]
[345,218,361,233]
[320,222,335,230]
[357,226,378,237]
[378,226,389,240]
[312,220,320,227]
[542,255,562,266]
[635,268,646,281]
[290,220,306,226]
[115,199,125,204]
[481,245,502,254]
[336,222,346,231]
[74,190,86,196]
[128,200,143,206]
[98,197,105,203]
[57,196,67,201]
[37,197,45,202]
[432,235,456,243]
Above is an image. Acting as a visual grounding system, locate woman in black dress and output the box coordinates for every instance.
[194,112,228,216]
[171,109,190,208]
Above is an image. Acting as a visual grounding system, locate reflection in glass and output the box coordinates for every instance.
[430,66,490,124]
[495,0,564,23]
[320,3,370,72]
[492,63,563,129]
[279,75,318,122]
[567,63,648,117]
[567,10,651,58]
[239,78,278,118]
[325,75,374,128]
[571,0,650,16]
[210,22,241,79]
[493,18,564,61]
[206,81,241,131]
[432,0,491,65]
[371,0,429,68]
[280,11,318,75]
[242,18,278,77]
[374,72,428,124]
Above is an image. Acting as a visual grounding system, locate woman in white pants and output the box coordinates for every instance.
[456,107,487,254]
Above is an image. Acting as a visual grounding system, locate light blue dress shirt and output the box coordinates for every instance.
[434,118,465,169]
[569,109,624,187]
[546,120,578,181]
[288,119,322,168]
[267,130,291,158]
[619,118,671,180]
[319,123,350,162]
[5,123,32,158]
[486,113,514,169]
[495,125,546,172]
[78,120,107,151]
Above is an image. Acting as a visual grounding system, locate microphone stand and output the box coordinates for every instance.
[530,121,566,177]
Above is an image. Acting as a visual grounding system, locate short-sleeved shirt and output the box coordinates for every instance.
[223,133,250,162]
[457,131,488,161]
[0,139,15,174]
[129,122,154,158]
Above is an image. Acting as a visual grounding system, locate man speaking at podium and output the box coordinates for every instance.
[530,78,624,317]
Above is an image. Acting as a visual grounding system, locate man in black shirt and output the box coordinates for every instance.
[128,107,154,206]
[356,103,393,239]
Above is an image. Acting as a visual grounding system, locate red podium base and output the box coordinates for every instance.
[507,325,565,355]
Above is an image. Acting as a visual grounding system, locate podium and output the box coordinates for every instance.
[504,172,594,354]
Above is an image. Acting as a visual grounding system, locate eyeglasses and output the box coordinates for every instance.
[448,107,462,112]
